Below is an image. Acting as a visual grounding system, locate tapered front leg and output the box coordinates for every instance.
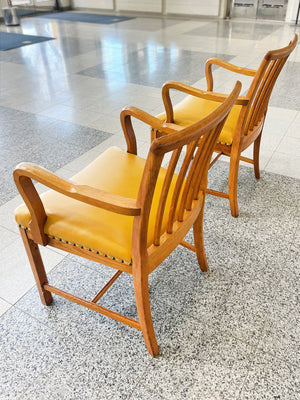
[19,228,53,305]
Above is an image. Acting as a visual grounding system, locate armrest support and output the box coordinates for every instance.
[120,106,179,154]
[161,80,249,123]
[205,58,257,91]
[14,163,141,245]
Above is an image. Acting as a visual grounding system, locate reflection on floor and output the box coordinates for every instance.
[0,12,299,400]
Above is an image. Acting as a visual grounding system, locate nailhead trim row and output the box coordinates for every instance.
[18,224,132,266]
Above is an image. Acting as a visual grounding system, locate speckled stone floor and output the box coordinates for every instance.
[0,11,299,400]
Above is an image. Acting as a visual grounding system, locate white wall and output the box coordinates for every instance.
[116,0,161,13]
[59,0,72,8]
[165,0,220,16]
[71,0,113,10]
[71,0,223,16]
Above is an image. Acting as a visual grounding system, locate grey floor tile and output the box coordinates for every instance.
[0,298,11,317]
[138,320,256,400]
[0,306,83,399]
[239,351,300,400]
[0,306,148,400]
[129,385,166,400]
[184,20,282,40]
[258,303,300,367]
[269,61,300,110]
[0,36,103,65]
[77,49,234,88]
[114,17,184,32]
[0,106,112,206]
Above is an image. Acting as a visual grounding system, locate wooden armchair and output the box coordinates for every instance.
[152,35,298,217]
[13,82,241,357]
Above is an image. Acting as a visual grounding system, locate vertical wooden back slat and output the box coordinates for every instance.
[177,138,206,221]
[246,60,275,132]
[246,58,286,132]
[153,148,182,246]
[188,126,222,207]
[166,141,199,234]
[253,58,286,129]
[136,81,242,248]
[186,139,209,208]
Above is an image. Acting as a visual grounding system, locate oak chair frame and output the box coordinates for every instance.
[154,35,298,217]
[13,82,241,357]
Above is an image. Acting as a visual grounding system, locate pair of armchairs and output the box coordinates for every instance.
[13,35,297,356]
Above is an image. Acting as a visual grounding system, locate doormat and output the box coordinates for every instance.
[38,12,134,24]
[0,32,54,51]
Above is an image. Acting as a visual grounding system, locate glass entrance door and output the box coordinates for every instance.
[257,0,288,20]
[230,0,289,20]
[231,0,258,19]
[12,0,56,16]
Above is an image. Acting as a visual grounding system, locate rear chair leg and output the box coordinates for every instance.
[19,228,53,305]
[228,151,240,218]
[253,132,262,179]
[193,198,208,272]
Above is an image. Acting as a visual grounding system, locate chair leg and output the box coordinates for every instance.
[253,133,262,179]
[19,228,53,306]
[193,199,208,272]
[228,151,240,218]
[132,267,159,357]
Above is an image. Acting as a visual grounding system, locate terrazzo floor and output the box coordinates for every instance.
[0,10,299,400]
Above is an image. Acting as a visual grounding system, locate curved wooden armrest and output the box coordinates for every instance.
[14,162,141,246]
[120,106,178,154]
[205,58,257,91]
[14,163,141,216]
[161,80,249,123]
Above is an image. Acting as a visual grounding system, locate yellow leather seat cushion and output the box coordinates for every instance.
[15,147,179,265]
[156,95,242,145]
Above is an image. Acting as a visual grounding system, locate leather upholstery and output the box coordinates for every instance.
[15,147,179,264]
[156,95,242,145]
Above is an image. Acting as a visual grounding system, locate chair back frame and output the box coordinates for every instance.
[206,35,298,149]
[121,82,242,269]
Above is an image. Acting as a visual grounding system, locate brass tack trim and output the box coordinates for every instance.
[17,225,133,266]
[217,140,232,146]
